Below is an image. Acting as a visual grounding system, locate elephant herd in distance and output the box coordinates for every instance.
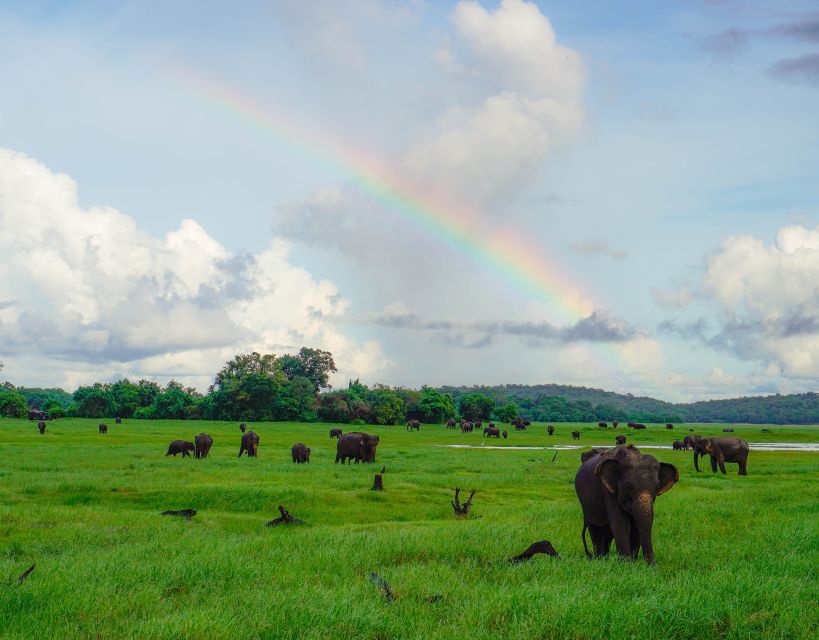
[26,416,755,566]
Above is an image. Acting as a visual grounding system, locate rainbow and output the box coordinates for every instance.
[172,69,597,323]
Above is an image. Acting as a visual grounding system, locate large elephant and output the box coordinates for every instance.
[575,445,679,565]
[483,426,500,438]
[406,419,420,431]
[291,443,311,463]
[239,431,260,458]
[694,436,749,475]
[547,425,555,436]
[166,440,194,457]
[461,422,473,433]
[598,422,608,429]
[194,433,213,459]
[335,432,380,464]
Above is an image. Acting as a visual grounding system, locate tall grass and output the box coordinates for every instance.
[0,419,817,639]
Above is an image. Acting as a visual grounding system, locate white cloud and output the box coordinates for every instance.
[0,148,386,390]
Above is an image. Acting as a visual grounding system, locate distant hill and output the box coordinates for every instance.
[438,384,819,425]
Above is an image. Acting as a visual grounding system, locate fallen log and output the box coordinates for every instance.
[372,474,384,491]
[265,505,305,527]
[161,509,197,519]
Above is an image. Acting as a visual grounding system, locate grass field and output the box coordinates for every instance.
[1,419,817,639]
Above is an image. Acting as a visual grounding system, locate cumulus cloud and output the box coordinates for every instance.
[0,148,386,389]
[658,225,819,377]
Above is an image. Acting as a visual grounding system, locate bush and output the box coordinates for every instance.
[350,418,366,425]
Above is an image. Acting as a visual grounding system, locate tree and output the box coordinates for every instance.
[367,388,405,425]
[459,393,495,422]
[0,384,26,417]
[418,387,456,422]
[278,348,337,391]
[152,381,202,419]
[73,384,115,418]
[495,401,519,423]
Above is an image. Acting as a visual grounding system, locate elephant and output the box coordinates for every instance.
[446,418,456,429]
[115,417,122,424]
[581,448,609,463]
[523,420,531,427]
[329,428,343,439]
[612,421,619,428]
[682,435,700,451]
[98,423,108,434]
[672,440,684,450]
[194,433,213,459]
[475,421,483,429]
[515,422,526,431]
[502,430,508,439]
[694,437,749,475]
[666,423,674,430]
[291,443,311,463]
[598,422,608,429]
[547,425,555,436]
[239,423,246,433]
[483,426,501,438]
[574,445,679,565]
[571,431,581,440]
[238,431,260,458]
[722,427,735,432]
[406,419,420,431]
[37,421,46,434]
[632,423,646,430]
[461,422,473,433]
[615,435,626,446]
[335,432,380,464]
[166,440,194,457]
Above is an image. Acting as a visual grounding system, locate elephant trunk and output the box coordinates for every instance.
[633,492,656,565]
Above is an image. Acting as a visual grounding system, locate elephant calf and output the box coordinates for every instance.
[547,425,555,436]
[694,437,749,475]
[571,431,581,440]
[115,417,122,424]
[166,440,194,457]
[329,428,343,439]
[291,443,311,463]
[502,430,508,439]
[98,423,108,434]
[406,419,420,431]
[672,440,684,450]
[37,421,46,434]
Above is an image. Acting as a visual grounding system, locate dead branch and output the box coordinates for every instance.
[372,474,384,491]
[161,509,197,519]
[367,572,394,602]
[265,505,305,527]
[508,540,559,564]
[451,487,476,516]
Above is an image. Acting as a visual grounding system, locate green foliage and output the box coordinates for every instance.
[72,383,116,418]
[417,386,456,422]
[495,401,519,423]
[458,393,495,422]
[0,383,27,417]
[367,387,405,425]
[278,347,337,391]
[16,387,72,410]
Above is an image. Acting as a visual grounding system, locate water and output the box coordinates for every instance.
[440,442,819,452]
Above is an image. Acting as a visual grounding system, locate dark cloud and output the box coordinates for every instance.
[366,309,641,349]
[768,53,819,88]
[569,240,627,261]
[700,15,819,66]
[772,15,819,43]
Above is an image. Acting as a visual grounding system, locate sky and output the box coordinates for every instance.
[0,0,818,401]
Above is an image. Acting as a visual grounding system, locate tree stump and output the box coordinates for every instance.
[265,505,305,527]
[372,474,384,491]
[451,488,476,517]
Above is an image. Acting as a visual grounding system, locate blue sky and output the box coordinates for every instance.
[0,1,817,399]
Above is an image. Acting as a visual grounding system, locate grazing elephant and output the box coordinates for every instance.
[484,426,501,438]
[406,419,420,431]
[547,425,555,436]
[615,435,626,446]
[575,445,679,565]
[238,431,260,458]
[598,422,608,429]
[666,423,674,430]
[335,432,380,464]
[612,421,619,429]
[682,435,700,451]
[98,423,108,434]
[633,423,646,430]
[329,428,343,439]
[194,433,213,459]
[37,421,46,434]
[672,440,684,450]
[722,427,735,432]
[166,440,194,457]
[446,418,456,429]
[515,423,526,431]
[291,443,311,463]
[461,422,473,433]
[115,417,122,425]
[571,431,581,440]
[694,437,749,475]
[239,423,246,433]
[502,430,508,439]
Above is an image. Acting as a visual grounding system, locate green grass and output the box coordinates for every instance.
[1,419,817,639]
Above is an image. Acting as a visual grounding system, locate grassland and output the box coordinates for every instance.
[0,419,817,639]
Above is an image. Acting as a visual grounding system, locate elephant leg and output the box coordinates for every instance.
[606,502,633,558]
[710,455,718,473]
[587,524,611,557]
[718,458,727,474]
[628,521,641,560]
[738,457,748,475]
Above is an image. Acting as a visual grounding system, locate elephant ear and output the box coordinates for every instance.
[657,463,679,495]
[595,458,620,494]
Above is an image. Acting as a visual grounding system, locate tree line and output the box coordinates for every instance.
[2,352,818,424]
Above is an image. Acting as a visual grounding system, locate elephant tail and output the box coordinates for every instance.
[581,523,592,559]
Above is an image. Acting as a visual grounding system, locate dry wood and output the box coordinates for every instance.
[265,505,305,527]
[451,487,476,516]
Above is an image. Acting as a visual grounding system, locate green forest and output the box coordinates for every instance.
[1,352,818,424]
